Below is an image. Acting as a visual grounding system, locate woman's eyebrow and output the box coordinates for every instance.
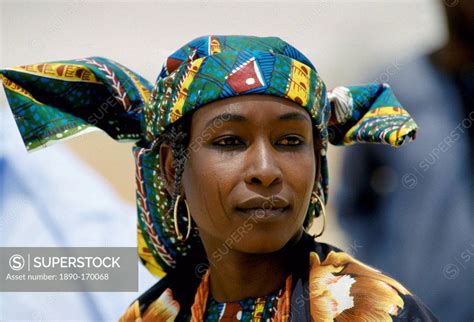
[205,113,247,128]
[278,112,311,123]
[204,111,310,128]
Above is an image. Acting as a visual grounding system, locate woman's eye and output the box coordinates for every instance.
[212,136,304,148]
[213,137,243,147]
[279,136,304,146]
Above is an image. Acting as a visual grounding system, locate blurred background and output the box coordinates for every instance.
[1,0,472,321]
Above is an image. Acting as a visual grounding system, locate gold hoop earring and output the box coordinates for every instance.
[173,194,192,242]
[311,191,326,238]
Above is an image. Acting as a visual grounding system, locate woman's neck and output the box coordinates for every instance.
[201,229,304,303]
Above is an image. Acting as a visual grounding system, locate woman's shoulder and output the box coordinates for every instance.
[119,272,184,321]
[309,239,438,321]
[119,265,202,321]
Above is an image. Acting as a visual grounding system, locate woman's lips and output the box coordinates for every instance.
[236,206,290,221]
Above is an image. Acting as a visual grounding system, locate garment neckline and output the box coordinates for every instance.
[207,272,292,305]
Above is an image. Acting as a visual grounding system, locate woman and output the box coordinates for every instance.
[0,35,438,321]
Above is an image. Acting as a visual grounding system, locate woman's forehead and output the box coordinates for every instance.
[190,94,313,130]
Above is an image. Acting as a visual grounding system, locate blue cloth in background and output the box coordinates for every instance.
[335,55,474,321]
[0,107,157,321]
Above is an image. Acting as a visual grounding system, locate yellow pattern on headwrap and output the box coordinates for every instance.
[285,60,311,106]
[170,57,205,123]
[0,75,45,105]
[209,36,221,54]
[117,64,152,103]
[137,225,167,278]
[7,63,102,83]
[343,106,412,146]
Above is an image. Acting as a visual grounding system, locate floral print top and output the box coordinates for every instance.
[119,233,438,321]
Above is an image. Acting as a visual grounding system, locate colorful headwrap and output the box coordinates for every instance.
[0,35,417,278]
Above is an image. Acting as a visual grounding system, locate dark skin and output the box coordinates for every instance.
[159,94,322,302]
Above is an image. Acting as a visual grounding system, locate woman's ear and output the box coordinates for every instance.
[159,142,176,196]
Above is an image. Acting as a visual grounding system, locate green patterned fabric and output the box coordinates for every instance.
[0,35,417,278]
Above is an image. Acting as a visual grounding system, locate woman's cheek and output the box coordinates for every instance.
[285,154,314,182]
[289,157,315,212]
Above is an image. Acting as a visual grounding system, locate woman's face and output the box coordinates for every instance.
[160,94,320,257]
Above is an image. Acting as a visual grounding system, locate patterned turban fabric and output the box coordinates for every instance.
[0,35,417,278]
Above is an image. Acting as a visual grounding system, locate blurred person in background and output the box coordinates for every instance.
[0,106,156,321]
[336,1,474,321]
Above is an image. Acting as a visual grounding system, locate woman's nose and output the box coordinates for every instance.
[244,139,282,187]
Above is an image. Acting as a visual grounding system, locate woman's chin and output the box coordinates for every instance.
[232,232,294,254]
